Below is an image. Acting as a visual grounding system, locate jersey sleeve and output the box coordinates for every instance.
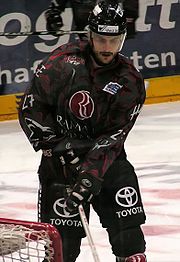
[80,75,146,178]
[18,61,64,152]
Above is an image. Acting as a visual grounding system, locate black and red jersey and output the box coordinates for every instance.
[19,40,146,179]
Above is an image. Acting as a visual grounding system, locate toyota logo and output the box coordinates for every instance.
[53,198,79,218]
[115,187,138,208]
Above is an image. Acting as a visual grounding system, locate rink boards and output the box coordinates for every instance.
[0,75,179,121]
[0,1,180,121]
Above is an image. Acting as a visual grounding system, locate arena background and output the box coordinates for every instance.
[0,0,180,121]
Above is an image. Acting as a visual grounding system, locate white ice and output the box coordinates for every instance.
[0,101,180,262]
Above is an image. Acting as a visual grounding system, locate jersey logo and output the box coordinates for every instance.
[22,94,34,110]
[25,118,56,143]
[69,91,94,120]
[53,198,79,218]
[103,82,123,95]
[64,55,85,65]
[35,64,46,77]
[129,104,142,120]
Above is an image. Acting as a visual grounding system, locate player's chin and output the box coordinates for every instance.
[99,54,114,64]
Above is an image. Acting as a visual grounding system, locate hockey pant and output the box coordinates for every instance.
[38,159,146,262]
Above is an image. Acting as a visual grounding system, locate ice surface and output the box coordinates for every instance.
[0,101,180,262]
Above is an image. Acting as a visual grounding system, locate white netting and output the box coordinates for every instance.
[0,224,54,262]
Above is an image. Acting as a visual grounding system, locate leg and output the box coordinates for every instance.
[43,236,81,262]
[39,181,87,262]
[38,158,90,262]
[116,253,146,262]
[71,0,96,39]
[71,0,95,30]
[62,236,82,262]
[107,226,146,258]
[92,159,146,260]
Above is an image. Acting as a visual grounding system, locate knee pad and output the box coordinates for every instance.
[107,226,146,257]
[62,237,81,262]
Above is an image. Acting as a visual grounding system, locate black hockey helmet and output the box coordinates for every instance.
[88,0,127,36]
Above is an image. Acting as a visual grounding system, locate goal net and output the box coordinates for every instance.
[0,218,63,262]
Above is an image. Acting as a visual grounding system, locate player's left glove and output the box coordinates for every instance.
[65,172,103,212]
[53,138,81,175]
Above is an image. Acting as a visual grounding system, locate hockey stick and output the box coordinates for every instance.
[0,30,87,37]
[58,142,100,261]
[78,204,100,262]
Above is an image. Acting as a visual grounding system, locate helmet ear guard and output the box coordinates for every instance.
[88,0,127,36]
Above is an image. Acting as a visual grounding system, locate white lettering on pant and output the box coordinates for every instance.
[50,218,83,227]
[116,206,143,218]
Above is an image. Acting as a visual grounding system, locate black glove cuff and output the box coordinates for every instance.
[77,172,103,196]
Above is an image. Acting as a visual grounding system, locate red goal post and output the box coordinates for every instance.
[0,217,63,262]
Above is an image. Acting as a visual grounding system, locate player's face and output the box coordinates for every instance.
[90,32,126,64]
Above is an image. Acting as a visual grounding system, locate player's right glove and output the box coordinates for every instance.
[65,172,103,212]
[45,3,63,35]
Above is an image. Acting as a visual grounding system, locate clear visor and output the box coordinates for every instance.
[89,30,127,51]
[118,32,127,51]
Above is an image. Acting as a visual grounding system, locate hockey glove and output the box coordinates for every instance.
[65,172,103,212]
[53,139,81,174]
[45,3,63,34]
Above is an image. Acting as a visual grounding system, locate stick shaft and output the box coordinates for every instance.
[0,30,87,37]
[78,204,100,262]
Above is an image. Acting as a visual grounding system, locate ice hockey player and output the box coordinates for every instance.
[19,1,147,261]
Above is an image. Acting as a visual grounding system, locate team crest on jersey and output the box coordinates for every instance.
[69,91,94,120]
[25,118,56,143]
[103,82,123,95]
[64,55,85,65]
